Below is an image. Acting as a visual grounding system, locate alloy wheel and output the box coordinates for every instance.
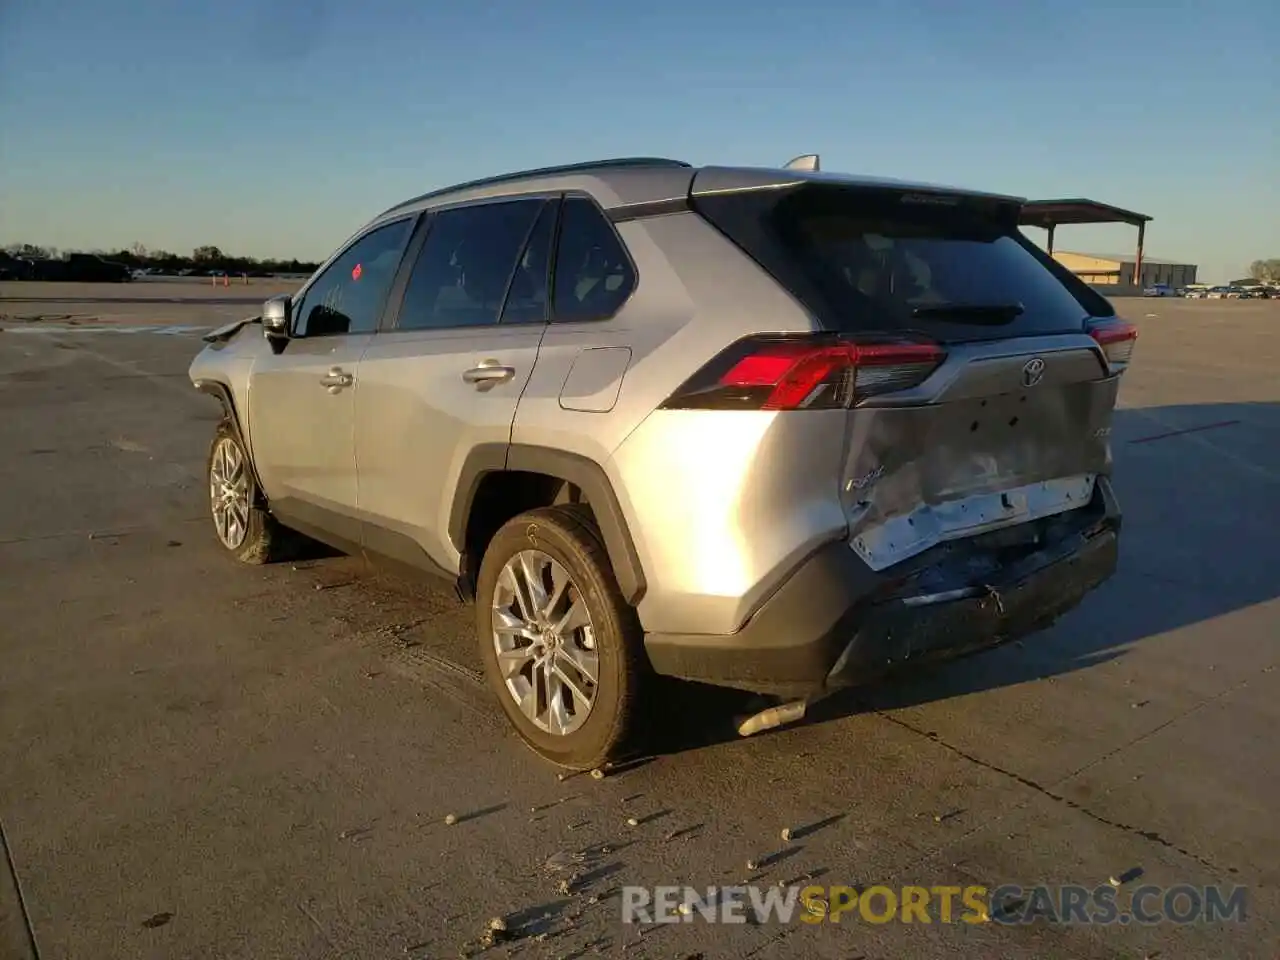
[209,436,250,550]
[490,549,599,735]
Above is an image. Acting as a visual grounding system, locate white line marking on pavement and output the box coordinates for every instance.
[1,324,212,336]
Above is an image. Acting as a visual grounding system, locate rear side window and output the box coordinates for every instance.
[551,197,635,323]
[693,184,1112,342]
[396,199,543,331]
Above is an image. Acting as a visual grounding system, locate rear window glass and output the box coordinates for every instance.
[693,184,1112,341]
[552,197,636,323]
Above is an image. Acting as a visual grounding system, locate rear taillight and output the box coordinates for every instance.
[1088,319,1138,372]
[660,335,946,411]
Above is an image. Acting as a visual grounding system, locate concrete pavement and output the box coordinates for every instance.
[1,286,1276,958]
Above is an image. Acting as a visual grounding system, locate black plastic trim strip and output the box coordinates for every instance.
[447,444,647,604]
[607,197,691,223]
[378,212,431,332]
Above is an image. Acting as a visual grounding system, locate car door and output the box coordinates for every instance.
[248,216,415,546]
[354,196,556,576]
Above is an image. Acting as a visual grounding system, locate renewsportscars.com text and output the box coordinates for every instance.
[621,883,1247,926]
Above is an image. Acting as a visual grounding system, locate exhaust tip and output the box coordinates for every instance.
[736,699,808,738]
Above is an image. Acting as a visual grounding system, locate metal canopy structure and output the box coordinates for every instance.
[1019,199,1154,285]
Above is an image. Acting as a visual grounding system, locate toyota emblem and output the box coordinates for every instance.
[1021,357,1046,387]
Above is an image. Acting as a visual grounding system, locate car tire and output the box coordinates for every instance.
[475,504,645,769]
[206,419,283,565]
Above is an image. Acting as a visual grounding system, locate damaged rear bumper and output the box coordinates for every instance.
[824,520,1116,690]
[643,478,1121,698]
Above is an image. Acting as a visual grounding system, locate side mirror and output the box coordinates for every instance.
[262,295,292,339]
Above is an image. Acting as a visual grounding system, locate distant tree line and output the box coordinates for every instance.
[2,242,320,277]
[1248,259,1280,283]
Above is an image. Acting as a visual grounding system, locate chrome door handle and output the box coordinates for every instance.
[462,360,516,386]
[320,367,354,390]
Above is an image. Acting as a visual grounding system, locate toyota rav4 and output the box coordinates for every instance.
[189,156,1134,768]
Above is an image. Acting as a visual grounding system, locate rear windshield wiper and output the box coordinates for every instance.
[911,302,1025,323]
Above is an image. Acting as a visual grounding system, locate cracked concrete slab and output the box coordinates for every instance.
[0,822,38,960]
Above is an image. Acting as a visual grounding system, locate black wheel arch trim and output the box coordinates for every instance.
[449,443,647,605]
[193,379,267,503]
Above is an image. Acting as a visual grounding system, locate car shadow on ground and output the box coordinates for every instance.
[648,400,1280,758]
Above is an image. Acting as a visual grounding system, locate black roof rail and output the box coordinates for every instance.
[377,157,691,218]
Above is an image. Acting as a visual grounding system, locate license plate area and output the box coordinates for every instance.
[851,474,1095,571]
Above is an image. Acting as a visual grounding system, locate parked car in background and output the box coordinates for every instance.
[1206,286,1233,299]
[1236,285,1276,299]
[61,254,132,282]
[1183,285,1210,299]
[25,258,69,280]
[189,155,1135,768]
[1143,283,1175,297]
[0,252,36,280]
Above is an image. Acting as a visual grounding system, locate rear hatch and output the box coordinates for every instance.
[688,173,1134,572]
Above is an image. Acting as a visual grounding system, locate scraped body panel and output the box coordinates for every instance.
[841,336,1117,570]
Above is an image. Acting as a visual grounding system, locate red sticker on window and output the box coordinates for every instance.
[352,263,363,281]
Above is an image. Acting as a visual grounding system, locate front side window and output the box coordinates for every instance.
[551,197,635,323]
[293,218,413,337]
[396,199,543,331]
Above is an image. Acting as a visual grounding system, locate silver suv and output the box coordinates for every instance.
[189,156,1135,768]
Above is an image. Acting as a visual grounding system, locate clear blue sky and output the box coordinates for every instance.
[1,0,1275,281]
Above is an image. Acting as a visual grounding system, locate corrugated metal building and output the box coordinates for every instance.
[1052,251,1198,290]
